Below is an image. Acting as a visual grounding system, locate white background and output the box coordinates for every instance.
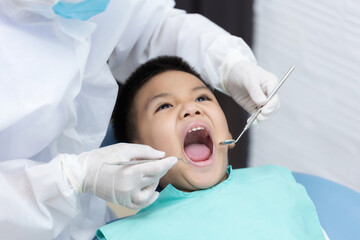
[250,0,360,192]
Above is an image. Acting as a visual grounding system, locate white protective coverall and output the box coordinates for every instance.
[0,0,259,239]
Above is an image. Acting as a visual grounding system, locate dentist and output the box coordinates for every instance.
[0,0,279,239]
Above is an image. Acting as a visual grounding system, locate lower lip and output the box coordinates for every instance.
[186,150,214,167]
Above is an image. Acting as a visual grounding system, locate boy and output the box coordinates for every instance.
[97,56,327,239]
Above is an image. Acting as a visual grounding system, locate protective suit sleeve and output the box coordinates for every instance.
[0,156,103,240]
[108,0,256,94]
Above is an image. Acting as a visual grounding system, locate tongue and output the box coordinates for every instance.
[184,143,211,162]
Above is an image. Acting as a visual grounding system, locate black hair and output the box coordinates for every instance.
[112,55,213,143]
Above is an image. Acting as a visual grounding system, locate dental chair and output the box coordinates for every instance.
[100,123,118,147]
[293,172,360,240]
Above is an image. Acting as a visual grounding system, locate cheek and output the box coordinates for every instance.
[217,110,230,131]
[145,117,177,153]
[209,106,230,133]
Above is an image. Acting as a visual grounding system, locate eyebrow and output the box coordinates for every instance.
[192,85,209,92]
[144,85,210,110]
[145,93,170,111]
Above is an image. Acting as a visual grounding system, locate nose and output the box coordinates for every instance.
[180,102,202,119]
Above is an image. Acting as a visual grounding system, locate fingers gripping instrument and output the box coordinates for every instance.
[220,66,295,146]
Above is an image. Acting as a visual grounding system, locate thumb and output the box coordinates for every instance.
[140,156,178,177]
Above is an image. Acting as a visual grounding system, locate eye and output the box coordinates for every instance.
[196,94,212,102]
[155,103,173,112]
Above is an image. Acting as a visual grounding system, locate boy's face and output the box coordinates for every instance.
[133,70,232,191]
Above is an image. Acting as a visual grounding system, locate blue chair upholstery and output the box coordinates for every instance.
[293,172,360,240]
[100,123,117,147]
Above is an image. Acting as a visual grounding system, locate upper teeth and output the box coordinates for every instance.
[188,127,205,133]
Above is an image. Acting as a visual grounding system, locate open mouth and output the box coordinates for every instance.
[183,126,213,163]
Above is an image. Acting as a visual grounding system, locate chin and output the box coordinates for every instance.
[193,181,218,190]
[187,170,227,191]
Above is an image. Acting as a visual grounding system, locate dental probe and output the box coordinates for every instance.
[219,66,295,146]
[105,157,190,166]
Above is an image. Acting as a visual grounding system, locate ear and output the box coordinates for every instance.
[228,132,235,149]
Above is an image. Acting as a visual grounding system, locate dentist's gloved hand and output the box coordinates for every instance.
[221,60,280,122]
[61,143,177,209]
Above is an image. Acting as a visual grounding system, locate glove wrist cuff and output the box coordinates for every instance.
[219,50,251,93]
[60,154,84,193]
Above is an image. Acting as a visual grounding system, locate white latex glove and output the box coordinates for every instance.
[61,143,177,209]
[220,60,280,122]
